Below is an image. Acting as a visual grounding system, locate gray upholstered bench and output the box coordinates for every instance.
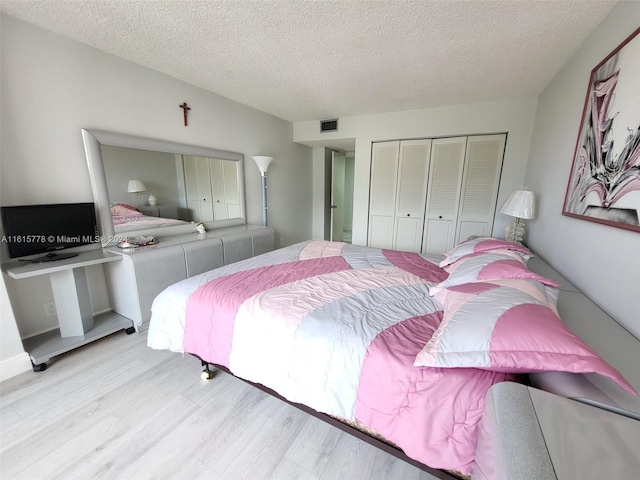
[472,255,640,479]
[473,382,640,479]
[104,224,274,331]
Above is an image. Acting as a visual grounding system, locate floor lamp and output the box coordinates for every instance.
[252,156,273,227]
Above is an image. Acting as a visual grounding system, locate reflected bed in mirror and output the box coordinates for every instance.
[82,129,246,245]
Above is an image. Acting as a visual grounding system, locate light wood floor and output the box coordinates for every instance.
[1,330,442,480]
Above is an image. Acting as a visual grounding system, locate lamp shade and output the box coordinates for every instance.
[500,189,535,219]
[127,179,147,193]
[252,156,273,175]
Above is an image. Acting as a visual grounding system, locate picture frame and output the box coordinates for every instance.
[562,27,640,233]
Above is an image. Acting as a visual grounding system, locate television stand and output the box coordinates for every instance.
[2,250,134,370]
[31,251,80,263]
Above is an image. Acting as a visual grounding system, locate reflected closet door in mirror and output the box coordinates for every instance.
[183,155,241,223]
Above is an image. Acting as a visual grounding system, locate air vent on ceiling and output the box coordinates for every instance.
[320,119,338,132]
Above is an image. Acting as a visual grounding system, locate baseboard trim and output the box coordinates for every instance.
[0,352,32,382]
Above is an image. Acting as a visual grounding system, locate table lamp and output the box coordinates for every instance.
[500,189,535,244]
[127,179,147,206]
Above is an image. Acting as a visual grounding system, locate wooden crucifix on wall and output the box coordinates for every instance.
[179,102,191,126]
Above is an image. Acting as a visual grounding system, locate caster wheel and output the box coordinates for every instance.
[201,369,213,381]
[32,362,47,372]
[125,327,136,335]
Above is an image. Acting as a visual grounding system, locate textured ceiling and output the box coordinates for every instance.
[1,0,617,123]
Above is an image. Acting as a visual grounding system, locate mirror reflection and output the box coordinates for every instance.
[101,146,241,234]
[82,128,246,244]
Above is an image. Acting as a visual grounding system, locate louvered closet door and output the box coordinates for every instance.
[422,137,466,254]
[368,142,400,249]
[223,160,241,218]
[209,158,228,220]
[455,134,506,243]
[195,156,215,222]
[183,155,200,221]
[394,139,431,252]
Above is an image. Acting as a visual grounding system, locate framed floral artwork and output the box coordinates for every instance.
[562,27,640,233]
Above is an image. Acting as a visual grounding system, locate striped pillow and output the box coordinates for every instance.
[439,237,532,267]
[430,249,558,295]
[415,279,635,395]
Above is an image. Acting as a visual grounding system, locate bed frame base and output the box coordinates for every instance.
[199,360,463,480]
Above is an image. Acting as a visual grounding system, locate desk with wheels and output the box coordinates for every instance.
[2,249,134,370]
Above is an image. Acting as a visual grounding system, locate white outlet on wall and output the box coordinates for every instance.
[43,301,57,318]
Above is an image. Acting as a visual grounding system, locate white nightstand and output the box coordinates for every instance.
[137,205,178,219]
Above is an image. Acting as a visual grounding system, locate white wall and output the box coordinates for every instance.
[0,16,312,371]
[343,154,355,234]
[0,274,31,381]
[102,146,182,212]
[295,98,539,246]
[524,2,640,338]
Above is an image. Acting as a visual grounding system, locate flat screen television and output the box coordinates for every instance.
[1,202,99,262]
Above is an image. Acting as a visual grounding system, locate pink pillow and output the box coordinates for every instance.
[430,249,559,295]
[110,202,142,216]
[439,237,532,267]
[415,279,636,395]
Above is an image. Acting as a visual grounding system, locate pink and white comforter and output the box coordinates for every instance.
[147,241,512,474]
[112,212,187,233]
[110,202,187,233]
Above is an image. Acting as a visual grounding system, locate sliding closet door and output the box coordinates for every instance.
[393,139,431,252]
[422,137,466,254]
[368,142,400,249]
[455,134,506,243]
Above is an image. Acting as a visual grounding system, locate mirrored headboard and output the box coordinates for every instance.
[82,129,246,245]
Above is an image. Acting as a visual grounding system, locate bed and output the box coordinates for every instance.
[110,202,188,233]
[147,238,634,477]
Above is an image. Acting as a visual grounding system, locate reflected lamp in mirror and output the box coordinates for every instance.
[500,189,535,244]
[252,156,273,227]
[127,179,147,206]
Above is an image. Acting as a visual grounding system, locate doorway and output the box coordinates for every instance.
[329,151,354,243]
